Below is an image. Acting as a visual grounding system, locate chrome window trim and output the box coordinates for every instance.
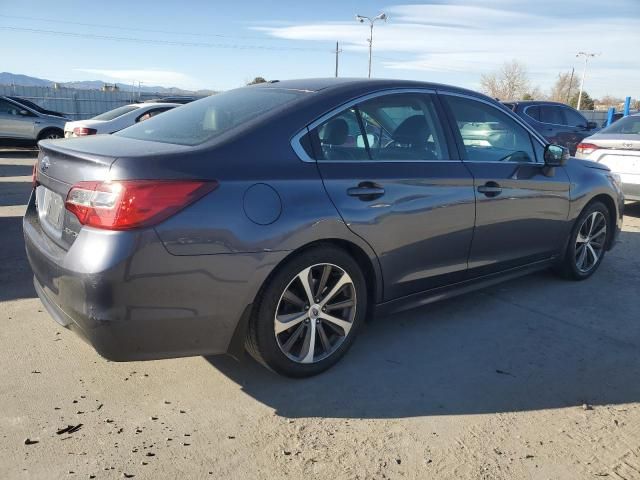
[290,87,452,164]
[439,91,547,165]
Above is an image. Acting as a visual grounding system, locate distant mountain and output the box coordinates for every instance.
[0,72,216,95]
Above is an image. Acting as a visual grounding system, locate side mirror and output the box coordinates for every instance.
[586,121,597,130]
[544,144,570,166]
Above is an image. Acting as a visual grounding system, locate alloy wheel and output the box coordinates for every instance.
[575,211,607,273]
[274,263,356,364]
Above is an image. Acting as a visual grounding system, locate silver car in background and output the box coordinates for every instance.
[576,113,640,201]
[0,95,68,143]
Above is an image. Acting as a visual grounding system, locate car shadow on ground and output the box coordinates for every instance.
[207,228,640,419]
[625,202,640,218]
[0,216,36,301]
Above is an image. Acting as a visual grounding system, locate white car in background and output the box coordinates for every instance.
[64,102,179,137]
[576,113,640,201]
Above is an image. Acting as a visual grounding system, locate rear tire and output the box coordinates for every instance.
[37,128,63,141]
[554,201,610,280]
[246,245,367,377]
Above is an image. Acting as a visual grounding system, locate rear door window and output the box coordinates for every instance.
[311,92,449,161]
[562,107,587,127]
[539,106,565,125]
[525,105,540,121]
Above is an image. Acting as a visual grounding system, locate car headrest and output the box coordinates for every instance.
[393,115,430,148]
[321,118,349,145]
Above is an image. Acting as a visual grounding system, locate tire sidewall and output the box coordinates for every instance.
[565,201,610,280]
[251,246,367,377]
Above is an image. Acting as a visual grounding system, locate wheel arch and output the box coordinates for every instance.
[37,127,64,141]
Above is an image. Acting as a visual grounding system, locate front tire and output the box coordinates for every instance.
[555,201,610,280]
[37,128,64,142]
[246,245,367,377]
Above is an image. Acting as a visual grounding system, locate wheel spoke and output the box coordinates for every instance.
[319,273,351,307]
[325,299,355,311]
[317,322,332,353]
[576,244,588,270]
[587,212,598,236]
[281,323,305,353]
[320,313,352,336]
[282,289,306,309]
[576,232,589,244]
[297,267,315,305]
[300,320,317,363]
[591,225,607,240]
[315,265,332,299]
[275,311,308,334]
[587,243,599,266]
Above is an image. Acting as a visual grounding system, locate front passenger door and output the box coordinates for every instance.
[441,93,571,277]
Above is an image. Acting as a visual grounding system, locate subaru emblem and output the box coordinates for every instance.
[40,156,50,172]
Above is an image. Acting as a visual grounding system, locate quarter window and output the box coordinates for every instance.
[444,95,537,163]
[313,93,448,161]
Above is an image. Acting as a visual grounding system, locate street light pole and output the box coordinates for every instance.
[355,13,387,78]
[575,52,598,110]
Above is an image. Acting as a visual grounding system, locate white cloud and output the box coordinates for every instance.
[255,1,640,97]
[74,68,192,87]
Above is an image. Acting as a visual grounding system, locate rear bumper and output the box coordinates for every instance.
[622,182,640,202]
[23,196,286,361]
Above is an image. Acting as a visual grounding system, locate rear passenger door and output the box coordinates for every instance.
[309,90,476,300]
[441,93,571,277]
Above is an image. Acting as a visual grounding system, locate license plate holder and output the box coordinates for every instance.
[37,186,65,231]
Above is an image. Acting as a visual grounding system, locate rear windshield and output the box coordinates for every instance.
[600,115,640,134]
[93,105,140,121]
[116,88,304,146]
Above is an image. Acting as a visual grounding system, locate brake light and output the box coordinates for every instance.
[65,180,217,230]
[576,143,599,155]
[73,127,97,136]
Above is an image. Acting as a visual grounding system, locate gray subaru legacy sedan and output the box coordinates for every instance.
[24,78,624,377]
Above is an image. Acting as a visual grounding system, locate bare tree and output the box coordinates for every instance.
[548,71,579,103]
[480,60,534,101]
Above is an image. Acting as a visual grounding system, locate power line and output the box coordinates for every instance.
[0,13,286,41]
[0,26,328,52]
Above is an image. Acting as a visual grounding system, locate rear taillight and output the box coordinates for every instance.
[576,143,599,155]
[65,180,217,230]
[73,127,97,136]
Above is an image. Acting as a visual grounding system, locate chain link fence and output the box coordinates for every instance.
[0,84,196,120]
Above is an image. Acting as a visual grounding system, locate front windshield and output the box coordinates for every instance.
[92,105,140,121]
[116,87,304,146]
[600,115,640,135]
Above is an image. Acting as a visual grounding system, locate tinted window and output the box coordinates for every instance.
[445,95,536,163]
[118,88,303,146]
[316,107,369,160]
[136,107,174,123]
[525,105,540,121]
[539,105,565,125]
[562,107,587,127]
[0,99,20,115]
[313,93,448,161]
[358,93,448,160]
[601,115,640,134]
[93,105,140,121]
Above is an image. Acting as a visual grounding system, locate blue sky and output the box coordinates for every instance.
[1,0,638,97]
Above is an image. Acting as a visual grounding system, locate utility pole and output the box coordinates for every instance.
[334,42,342,77]
[566,67,574,104]
[355,13,387,78]
[576,52,598,110]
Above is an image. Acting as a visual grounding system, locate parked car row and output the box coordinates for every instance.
[0,96,183,145]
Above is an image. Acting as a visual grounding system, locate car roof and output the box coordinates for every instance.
[132,102,180,108]
[251,77,489,98]
[506,100,574,107]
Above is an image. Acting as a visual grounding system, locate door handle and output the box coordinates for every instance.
[477,181,502,198]
[347,182,385,200]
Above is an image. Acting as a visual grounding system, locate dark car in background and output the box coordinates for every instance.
[25,79,623,377]
[503,100,598,154]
